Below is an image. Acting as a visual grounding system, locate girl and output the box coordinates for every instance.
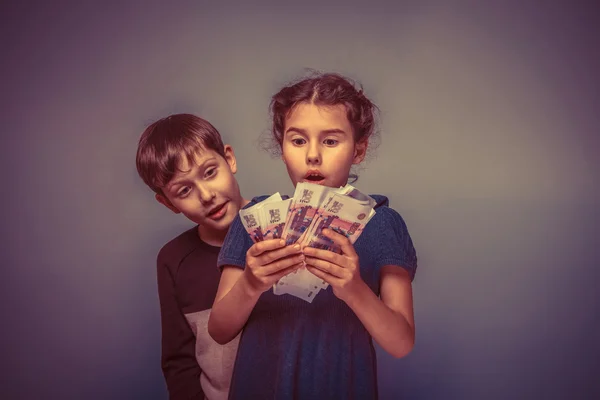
[208,72,417,399]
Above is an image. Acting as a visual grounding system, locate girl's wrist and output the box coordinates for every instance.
[341,280,371,308]
[239,271,263,300]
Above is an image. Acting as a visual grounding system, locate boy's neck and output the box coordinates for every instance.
[197,225,227,247]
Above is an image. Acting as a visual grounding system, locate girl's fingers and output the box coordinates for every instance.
[262,253,305,276]
[248,239,286,257]
[271,261,304,282]
[321,229,357,257]
[304,256,345,279]
[257,244,302,266]
[305,265,340,286]
[301,247,346,267]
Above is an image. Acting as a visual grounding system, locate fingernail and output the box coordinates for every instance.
[293,244,301,251]
[280,240,286,246]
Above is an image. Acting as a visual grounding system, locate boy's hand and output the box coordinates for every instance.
[303,229,367,303]
[242,239,304,296]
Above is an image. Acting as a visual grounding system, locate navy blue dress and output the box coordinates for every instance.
[217,195,417,400]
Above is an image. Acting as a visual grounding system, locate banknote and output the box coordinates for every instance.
[240,185,377,303]
[261,198,292,240]
[239,193,283,243]
[239,207,264,243]
[273,275,319,303]
[294,191,376,290]
[304,193,376,251]
[299,184,374,242]
[281,183,336,245]
[276,185,376,292]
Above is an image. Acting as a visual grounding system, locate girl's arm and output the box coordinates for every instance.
[343,265,415,358]
[303,228,416,358]
[208,240,304,345]
[207,266,258,345]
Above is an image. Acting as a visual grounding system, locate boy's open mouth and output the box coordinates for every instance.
[207,202,228,218]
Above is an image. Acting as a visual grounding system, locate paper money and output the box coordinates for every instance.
[304,193,376,252]
[239,184,377,303]
[239,207,264,243]
[239,193,283,243]
[294,191,376,290]
[273,276,318,303]
[262,198,292,240]
[281,182,332,245]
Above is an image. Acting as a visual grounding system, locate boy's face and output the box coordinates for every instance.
[156,145,243,238]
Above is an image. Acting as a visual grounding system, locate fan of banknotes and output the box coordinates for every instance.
[239,182,377,303]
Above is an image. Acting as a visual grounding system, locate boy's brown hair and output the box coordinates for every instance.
[136,113,226,194]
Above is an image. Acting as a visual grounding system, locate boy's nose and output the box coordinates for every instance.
[197,186,215,203]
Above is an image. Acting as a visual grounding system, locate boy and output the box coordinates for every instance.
[135,114,248,400]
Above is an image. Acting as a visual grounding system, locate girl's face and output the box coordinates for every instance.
[281,102,367,188]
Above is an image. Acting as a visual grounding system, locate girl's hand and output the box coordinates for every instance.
[302,228,367,303]
[243,239,304,296]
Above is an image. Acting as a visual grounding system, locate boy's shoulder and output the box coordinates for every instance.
[157,225,203,265]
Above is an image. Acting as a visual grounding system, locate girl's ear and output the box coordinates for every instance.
[352,138,368,164]
[223,144,238,174]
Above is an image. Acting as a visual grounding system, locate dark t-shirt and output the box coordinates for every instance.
[157,226,239,400]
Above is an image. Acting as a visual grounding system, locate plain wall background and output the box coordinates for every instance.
[2,1,598,399]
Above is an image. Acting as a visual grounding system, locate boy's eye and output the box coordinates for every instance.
[205,167,217,178]
[177,187,191,197]
[291,138,306,145]
[324,139,338,146]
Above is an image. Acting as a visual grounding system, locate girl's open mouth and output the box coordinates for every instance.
[303,171,325,184]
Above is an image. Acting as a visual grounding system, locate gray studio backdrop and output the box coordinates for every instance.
[2,1,598,399]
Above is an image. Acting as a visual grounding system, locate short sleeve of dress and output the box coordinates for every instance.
[373,207,418,281]
[217,214,253,271]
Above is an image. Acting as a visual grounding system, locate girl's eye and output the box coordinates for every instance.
[291,138,306,145]
[177,187,191,197]
[324,139,338,146]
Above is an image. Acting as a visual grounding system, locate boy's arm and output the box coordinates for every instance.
[157,259,204,400]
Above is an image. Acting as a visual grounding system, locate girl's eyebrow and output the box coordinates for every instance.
[320,129,346,135]
[285,127,347,135]
[284,127,307,135]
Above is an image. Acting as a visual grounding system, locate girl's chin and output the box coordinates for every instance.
[300,179,327,186]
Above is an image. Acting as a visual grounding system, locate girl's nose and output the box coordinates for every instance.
[306,144,321,165]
